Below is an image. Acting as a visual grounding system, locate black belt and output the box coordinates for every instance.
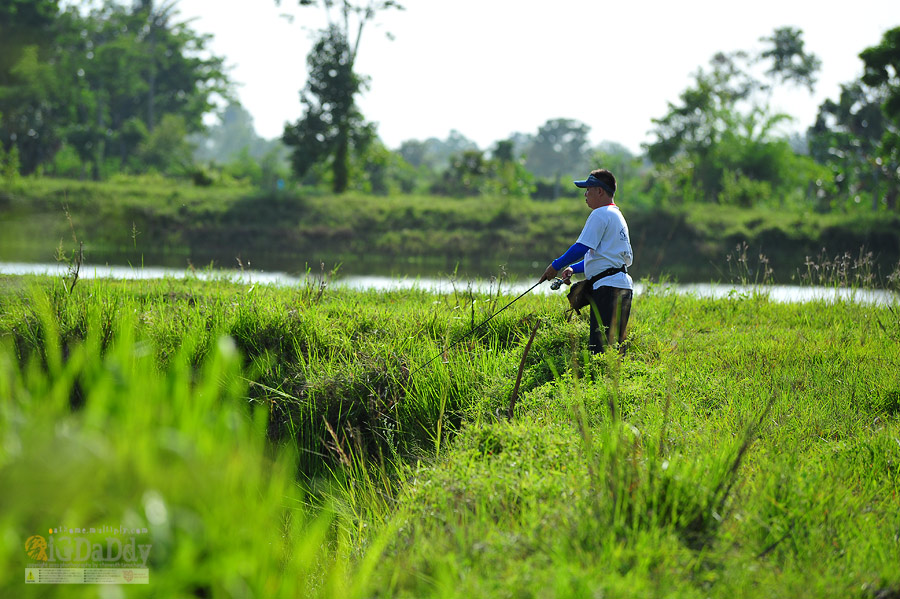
[586,265,627,286]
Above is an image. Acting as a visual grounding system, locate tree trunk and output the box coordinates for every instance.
[333,126,349,193]
[147,29,156,132]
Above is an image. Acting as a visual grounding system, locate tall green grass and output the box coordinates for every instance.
[1,273,899,597]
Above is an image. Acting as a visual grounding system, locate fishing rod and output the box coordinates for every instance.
[409,278,559,376]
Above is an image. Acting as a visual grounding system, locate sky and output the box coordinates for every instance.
[176,0,900,154]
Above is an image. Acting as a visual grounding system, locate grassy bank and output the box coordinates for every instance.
[1,272,899,597]
[2,176,900,282]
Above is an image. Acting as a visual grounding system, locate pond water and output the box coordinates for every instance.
[2,261,897,306]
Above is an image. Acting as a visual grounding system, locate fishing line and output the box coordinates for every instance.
[409,280,545,376]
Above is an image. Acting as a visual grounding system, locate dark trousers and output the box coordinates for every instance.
[588,286,633,354]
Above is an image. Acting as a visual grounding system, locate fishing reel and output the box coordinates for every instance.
[549,277,571,290]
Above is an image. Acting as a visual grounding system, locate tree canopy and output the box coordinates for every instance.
[0,0,229,177]
[278,0,403,192]
[815,26,900,210]
[644,27,824,206]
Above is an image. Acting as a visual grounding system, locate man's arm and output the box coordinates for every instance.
[551,243,589,270]
[540,242,590,283]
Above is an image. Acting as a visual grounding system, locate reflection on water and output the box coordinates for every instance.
[1,262,897,305]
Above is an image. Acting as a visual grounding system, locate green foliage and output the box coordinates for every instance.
[717,169,773,207]
[348,140,418,195]
[807,27,900,212]
[221,147,263,183]
[398,130,478,172]
[808,81,895,210]
[590,142,645,192]
[47,143,82,178]
[191,102,285,165]
[861,26,900,121]
[0,141,20,183]
[429,143,534,199]
[134,113,193,175]
[523,118,592,197]
[429,149,492,197]
[645,28,824,206]
[759,26,822,91]
[283,25,373,193]
[0,0,229,177]
[280,0,403,193]
[487,139,536,198]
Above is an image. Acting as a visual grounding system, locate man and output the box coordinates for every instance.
[539,168,634,354]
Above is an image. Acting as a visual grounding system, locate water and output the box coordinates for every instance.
[1,261,897,305]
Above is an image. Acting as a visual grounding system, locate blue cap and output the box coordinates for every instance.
[573,174,615,196]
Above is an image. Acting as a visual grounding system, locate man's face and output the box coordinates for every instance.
[584,186,605,209]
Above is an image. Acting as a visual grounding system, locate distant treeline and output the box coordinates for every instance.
[2,178,898,285]
[1,2,899,215]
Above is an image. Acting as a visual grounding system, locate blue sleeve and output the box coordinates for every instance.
[551,243,589,271]
[570,260,585,274]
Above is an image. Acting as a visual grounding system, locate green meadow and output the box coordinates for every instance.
[1,271,899,598]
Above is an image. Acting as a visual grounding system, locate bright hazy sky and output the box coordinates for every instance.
[176,0,899,154]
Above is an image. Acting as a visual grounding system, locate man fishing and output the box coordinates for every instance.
[539,168,634,354]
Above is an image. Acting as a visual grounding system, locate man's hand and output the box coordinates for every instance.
[539,263,558,284]
[560,266,574,282]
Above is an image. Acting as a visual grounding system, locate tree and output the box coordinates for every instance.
[861,27,900,121]
[78,1,228,173]
[808,82,888,209]
[283,25,373,192]
[0,0,58,84]
[644,27,823,205]
[430,149,490,197]
[590,141,644,200]
[488,139,535,198]
[0,0,62,175]
[397,139,429,168]
[524,118,591,198]
[278,0,403,192]
[397,130,478,171]
[860,26,900,210]
[807,27,900,212]
[0,0,228,177]
[428,141,534,199]
[350,140,418,195]
[135,113,192,173]
[192,102,284,164]
[759,26,821,91]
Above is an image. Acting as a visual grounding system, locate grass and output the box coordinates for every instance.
[0,271,899,597]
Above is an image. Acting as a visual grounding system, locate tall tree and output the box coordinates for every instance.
[808,82,888,209]
[807,27,900,211]
[857,26,899,209]
[278,0,403,192]
[283,25,373,191]
[645,27,822,204]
